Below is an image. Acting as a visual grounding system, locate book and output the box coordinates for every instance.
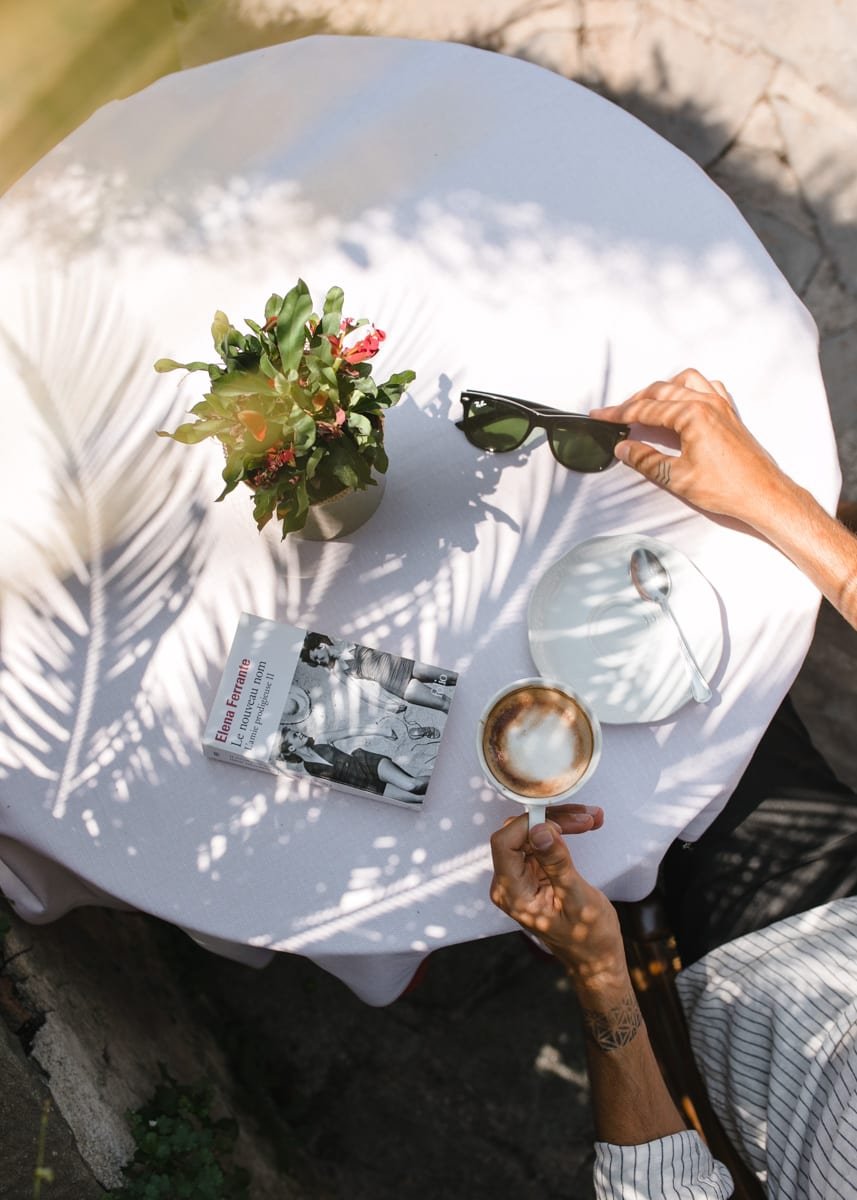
[202,612,458,809]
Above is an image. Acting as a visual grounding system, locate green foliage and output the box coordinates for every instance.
[156,279,415,537]
[107,1069,249,1200]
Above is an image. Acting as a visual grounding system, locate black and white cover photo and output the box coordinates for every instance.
[275,631,458,806]
[203,613,458,809]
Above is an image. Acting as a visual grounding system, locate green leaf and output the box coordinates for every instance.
[376,369,416,408]
[224,328,247,355]
[290,410,318,453]
[191,392,235,419]
[268,477,308,535]
[210,310,231,354]
[208,371,271,398]
[264,293,283,320]
[217,477,242,502]
[324,439,370,492]
[320,365,339,390]
[320,285,344,335]
[383,369,416,390]
[156,419,226,444]
[222,449,245,488]
[271,371,294,396]
[322,285,344,316]
[346,411,372,438]
[154,358,215,374]
[231,338,262,370]
[373,443,389,474]
[334,463,360,489]
[275,279,313,373]
[308,335,334,366]
[305,445,325,480]
[251,487,277,527]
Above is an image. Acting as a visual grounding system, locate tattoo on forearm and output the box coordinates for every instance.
[653,460,672,488]
[582,994,643,1052]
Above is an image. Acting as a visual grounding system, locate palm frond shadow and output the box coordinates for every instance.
[0,270,216,817]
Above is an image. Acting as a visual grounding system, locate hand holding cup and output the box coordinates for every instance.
[477,678,602,826]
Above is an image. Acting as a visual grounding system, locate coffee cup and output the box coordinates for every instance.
[477,677,602,827]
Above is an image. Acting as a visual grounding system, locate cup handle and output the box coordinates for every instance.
[527,803,547,830]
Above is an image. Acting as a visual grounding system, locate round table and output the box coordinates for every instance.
[0,36,840,1004]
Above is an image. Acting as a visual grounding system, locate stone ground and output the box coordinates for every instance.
[1,2,856,1197]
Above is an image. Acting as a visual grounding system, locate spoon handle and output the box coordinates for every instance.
[662,604,712,703]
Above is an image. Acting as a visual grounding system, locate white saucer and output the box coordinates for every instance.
[527,534,723,724]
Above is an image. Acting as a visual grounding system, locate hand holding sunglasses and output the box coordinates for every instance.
[456,390,631,473]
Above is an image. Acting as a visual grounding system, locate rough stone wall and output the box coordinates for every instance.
[0,908,308,1196]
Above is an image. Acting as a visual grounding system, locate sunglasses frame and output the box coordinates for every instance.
[456,390,630,472]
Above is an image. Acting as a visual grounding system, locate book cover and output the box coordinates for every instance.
[202,612,458,809]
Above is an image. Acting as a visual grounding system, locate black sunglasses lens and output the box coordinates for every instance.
[462,400,530,452]
[549,423,620,472]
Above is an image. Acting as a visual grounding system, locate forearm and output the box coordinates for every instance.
[577,974,687,1145]
[489,811,733,1199]
[745,473,857,630]
[580,973,734,1200]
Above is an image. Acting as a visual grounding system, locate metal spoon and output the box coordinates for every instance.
[629,547,712,704]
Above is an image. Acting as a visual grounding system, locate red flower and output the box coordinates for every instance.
[267,446,296,469]
[327,321,386,364]
[248,445,296,488]
[341,326,386,364]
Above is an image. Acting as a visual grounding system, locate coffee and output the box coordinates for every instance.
[481,684,595,800]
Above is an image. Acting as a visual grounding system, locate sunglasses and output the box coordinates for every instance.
[456,390,630,473]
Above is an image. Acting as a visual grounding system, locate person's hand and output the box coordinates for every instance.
[489,806,627,993]
[592,367,786,527]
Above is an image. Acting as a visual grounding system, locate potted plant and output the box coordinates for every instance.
[155,279,415,538]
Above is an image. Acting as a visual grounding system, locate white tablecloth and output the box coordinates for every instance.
[0,36,840,1005]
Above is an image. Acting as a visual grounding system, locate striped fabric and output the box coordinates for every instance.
[594,896,857,1199]
[594,1130,734,1198]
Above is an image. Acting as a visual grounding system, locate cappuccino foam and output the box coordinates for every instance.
[482,685,594,799]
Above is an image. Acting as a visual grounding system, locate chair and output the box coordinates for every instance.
[617,893,766,1200]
